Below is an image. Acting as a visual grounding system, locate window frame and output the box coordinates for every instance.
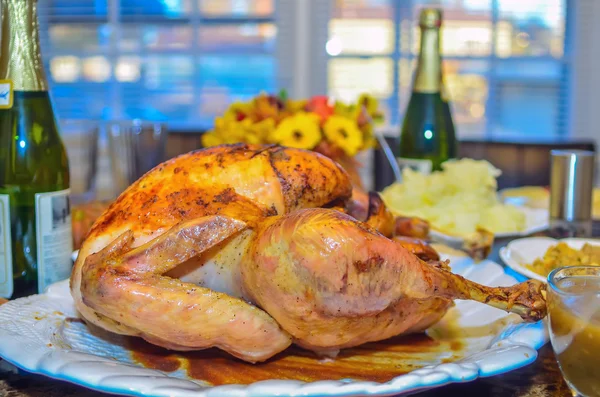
[40,0,280,131]
[324,0,571,138]
[40,0,572,137]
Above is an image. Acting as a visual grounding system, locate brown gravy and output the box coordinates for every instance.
[549,276,600,397]
[129,334,463,385]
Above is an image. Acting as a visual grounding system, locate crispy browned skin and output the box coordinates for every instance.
[80,217,293,362]
[73,144,546,363]
[395,216,431,239]
[243,209,546,354]
[393,236,440,262]
[364,192,395,238]
[71,144,351,360]
[347,190,440,261]
[463,228,495,262]
[346,188,370,221]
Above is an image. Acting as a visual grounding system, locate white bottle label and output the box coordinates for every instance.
[0,79,13,109]
[0,194,13,298]
[35,189,73,293]
[397,157,433,175]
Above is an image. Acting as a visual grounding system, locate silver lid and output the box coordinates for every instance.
[549,150,595,221]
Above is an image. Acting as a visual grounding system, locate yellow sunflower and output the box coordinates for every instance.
[224,101,253,121]
[250,118,275,142]
[201,132,223,148]
[233,118,263,144]
[357,93,384,122]
[358,93,378,112]
[334,101,355,119]
[361,123,378,149]
[286,99,308,113]
[216,117,245,144]
[204,117,263,146]
[253,94,281,121]
[323,115,364,157]
[269,112,322,149]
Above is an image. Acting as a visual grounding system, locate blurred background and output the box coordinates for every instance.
[42,0,569,135]
[37,0,599,195]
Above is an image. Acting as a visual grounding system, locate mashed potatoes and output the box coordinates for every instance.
[381,159,526,237]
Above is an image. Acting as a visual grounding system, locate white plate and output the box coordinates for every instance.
[430,206,549,246]
[500,237,600,283]
[0,254,548,397]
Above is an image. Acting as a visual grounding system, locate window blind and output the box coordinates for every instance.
[38,0,278,130]
[37,0,569,138]
[327,0,569,138]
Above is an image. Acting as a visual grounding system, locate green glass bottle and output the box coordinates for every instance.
[398,8,457,174]
[0,0,72,298]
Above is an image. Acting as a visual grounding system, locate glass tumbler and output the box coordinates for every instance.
[60,120,99,205]
[548,266,600,397]
[107,120,168,197]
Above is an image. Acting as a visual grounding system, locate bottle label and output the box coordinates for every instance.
[0,195,13,298]
[35,189,73,293]
[397,157,433,175]
[0,80,13,109]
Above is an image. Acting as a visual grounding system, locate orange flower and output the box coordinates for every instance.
[306,96,334,121]
[253,94,283,121]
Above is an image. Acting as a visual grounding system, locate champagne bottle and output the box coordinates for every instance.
[398,8,457,174]
[0,0,72,298]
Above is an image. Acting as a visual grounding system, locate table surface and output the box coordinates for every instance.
[0,232,590,397]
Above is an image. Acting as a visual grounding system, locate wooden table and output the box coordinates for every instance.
[0,234,583,397]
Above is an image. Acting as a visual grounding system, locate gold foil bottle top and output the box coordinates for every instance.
[413,9,443,93]
[0,0,48,91]
[419,8,442,29]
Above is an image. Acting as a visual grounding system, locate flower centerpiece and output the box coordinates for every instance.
[201,91,384,188]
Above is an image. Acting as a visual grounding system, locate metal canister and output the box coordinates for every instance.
[549,150,595,237]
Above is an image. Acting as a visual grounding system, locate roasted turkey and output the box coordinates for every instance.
[71,144,546,363]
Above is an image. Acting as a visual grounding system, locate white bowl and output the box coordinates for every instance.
[500,236,600,282]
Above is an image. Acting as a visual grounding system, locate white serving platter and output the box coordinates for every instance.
[0,252,548,397]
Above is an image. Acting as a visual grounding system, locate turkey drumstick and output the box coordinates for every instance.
[244,208,545,354]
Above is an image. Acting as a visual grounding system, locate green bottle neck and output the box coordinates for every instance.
[413,27,442,94]
[0,0,48,91]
